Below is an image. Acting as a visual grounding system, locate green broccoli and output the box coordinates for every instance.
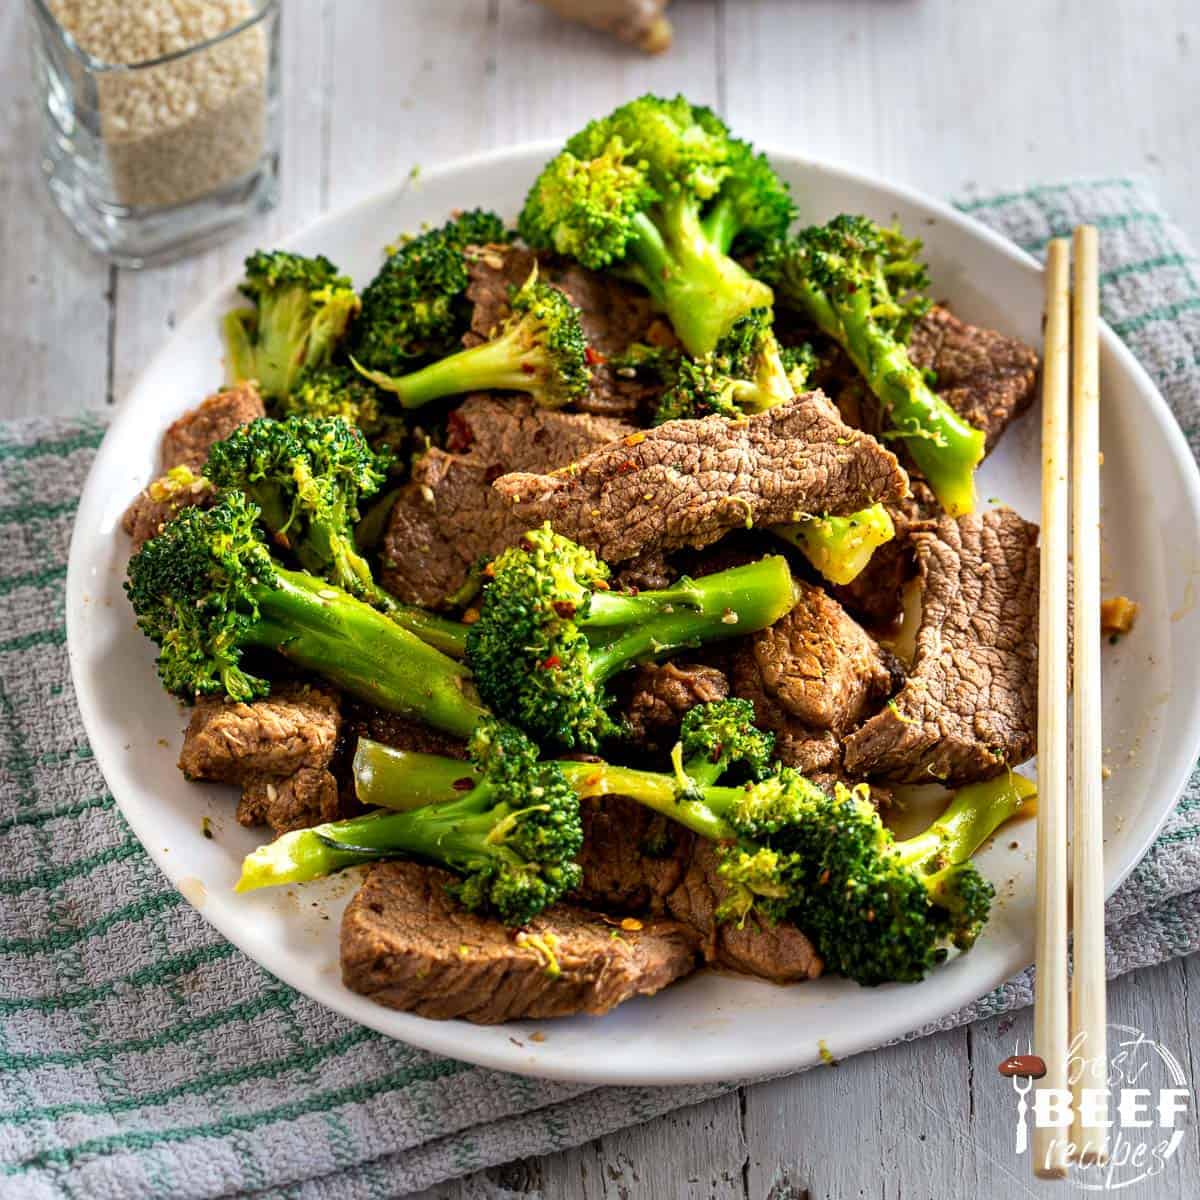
[771,506,897,587]
[465,525,796,750]
[354,270,590,410]
[758,215,987,515]
[204,416,468,657]
[124,491,485,737]
[274,364,400,444]
[518,94,793,356]
[236,718,583,927]
[353,209,509,374]
[223,251,360,400]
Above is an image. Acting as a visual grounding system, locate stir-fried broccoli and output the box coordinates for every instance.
[274,364,399,443]
[223,251,360,400]
[124,491,485,736]
[204,416,467,657]
[758,215,987,515]
[772,506,897,587]
[237,719,583,926]
[354,270,590,410]
[653,308,793,423]
[353,209,509,374]
[466,525,796,750]
[519,94,793,356]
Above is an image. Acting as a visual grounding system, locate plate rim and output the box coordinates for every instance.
[65,142,1200,1085]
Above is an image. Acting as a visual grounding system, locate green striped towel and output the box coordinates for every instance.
[2,178,1198,1199]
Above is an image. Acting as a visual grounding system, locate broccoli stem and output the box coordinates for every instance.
[584,556,797,682]
[802,283,985,516]
[772,504,897,587]
[235,794,520,893]
[626,200,774,356]
[243,567,486,737]
[352,743,480,811]
[895,772,1036,872]
[356,325,541,409]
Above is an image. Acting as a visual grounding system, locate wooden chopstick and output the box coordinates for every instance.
[1069,224,1108,1166]
[1032,237,1072,1180]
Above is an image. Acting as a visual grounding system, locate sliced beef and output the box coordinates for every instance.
[342,703,468,760]
[666,843,823,983]
[160,381,265,471]
[178,684,341,783]
[907,306,1039,451]
[122,382,264,548]
[748,581,900,734]
[237,766,340,834]
[623,661,730,748]
[381,394,633,606]
[572,794,694,915]
[843,507,1039,784]
[493,393,909,565]
[465,244,668,417]
[728,647,841,774]
[341,861,699,1022]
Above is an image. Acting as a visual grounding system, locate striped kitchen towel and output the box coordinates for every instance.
[1,177,1198,1199]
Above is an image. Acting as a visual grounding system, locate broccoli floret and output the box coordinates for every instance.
[771,504,897,587]
[465,524,796,750]
[653,307,792,423]
[519,94,793,356]
[757,215,987,515]
[223,251,360,400]
[676,697,776,787]
[353,209,509,374]
[275,364,399,443]
[354,270,590,410]
[124,491,485,736]
[236,718,583,927]
[204,416,467,658]
[779,342,819,392]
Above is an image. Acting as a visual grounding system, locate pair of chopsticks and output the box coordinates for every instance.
[1032,227,1107,1177]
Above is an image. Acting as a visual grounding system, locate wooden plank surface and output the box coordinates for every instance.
[5,1,1200,1197]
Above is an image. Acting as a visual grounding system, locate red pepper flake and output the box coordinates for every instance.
[482,561,496,578]
[616,460,638,474]
[461,607,480,625]
[541,654,562,670]
[622,431,647,447]
[592,579,610,591]
[445,409,475,453]
[552,600,576,619]
[521,362,537,375]
[584,346,606,366]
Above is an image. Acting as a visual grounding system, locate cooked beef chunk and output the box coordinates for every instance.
[122,382,264,549]
[831,481,941,630]
[612,550,676,593]
[465,244,667,418]
[237,766,340,834]
[341,861,699,1022]
[843,508,1038,783]
[666,843,823,983]
[493,393,909,565]
[572,794,693,915]
[178,684,341,783]
[381,394,633,606]
[160,381,265,471]
[748,581,900,734]
[122,470,215,552]
[907,306,1039,451]
[728,647,841,773]
[623,661,730,747]
[342,703,468,759]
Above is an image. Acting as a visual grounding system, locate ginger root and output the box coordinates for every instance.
[534,0,673,53]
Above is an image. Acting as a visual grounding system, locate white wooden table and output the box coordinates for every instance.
[6,3,1198,1196]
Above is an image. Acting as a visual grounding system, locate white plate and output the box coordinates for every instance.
[66,145,1200,1085]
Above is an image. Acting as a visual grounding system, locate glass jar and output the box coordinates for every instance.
[26,0,281,268]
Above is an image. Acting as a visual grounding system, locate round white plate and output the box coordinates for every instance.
[67,145,1200,1085]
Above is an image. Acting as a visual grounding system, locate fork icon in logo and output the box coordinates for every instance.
[1010,1041,1034,1155]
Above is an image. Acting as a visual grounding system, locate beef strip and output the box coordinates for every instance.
[381,394,633,606]
[843,507,1039,784]
[493,393,910,565]
[121,382,264,549]
[727,646,841,774]
[665,843,824,983]
[623,661,730,748]
[341,861,699,1022]
[237,766,340,834]
[907,306,1039,451]
[571,794,693,915]
[465,244,667,418]
[748,581,900,734]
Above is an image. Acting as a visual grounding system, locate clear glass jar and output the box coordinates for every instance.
[26,0,281,268]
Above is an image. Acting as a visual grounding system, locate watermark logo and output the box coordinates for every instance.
[1001,1025,1191,1190]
